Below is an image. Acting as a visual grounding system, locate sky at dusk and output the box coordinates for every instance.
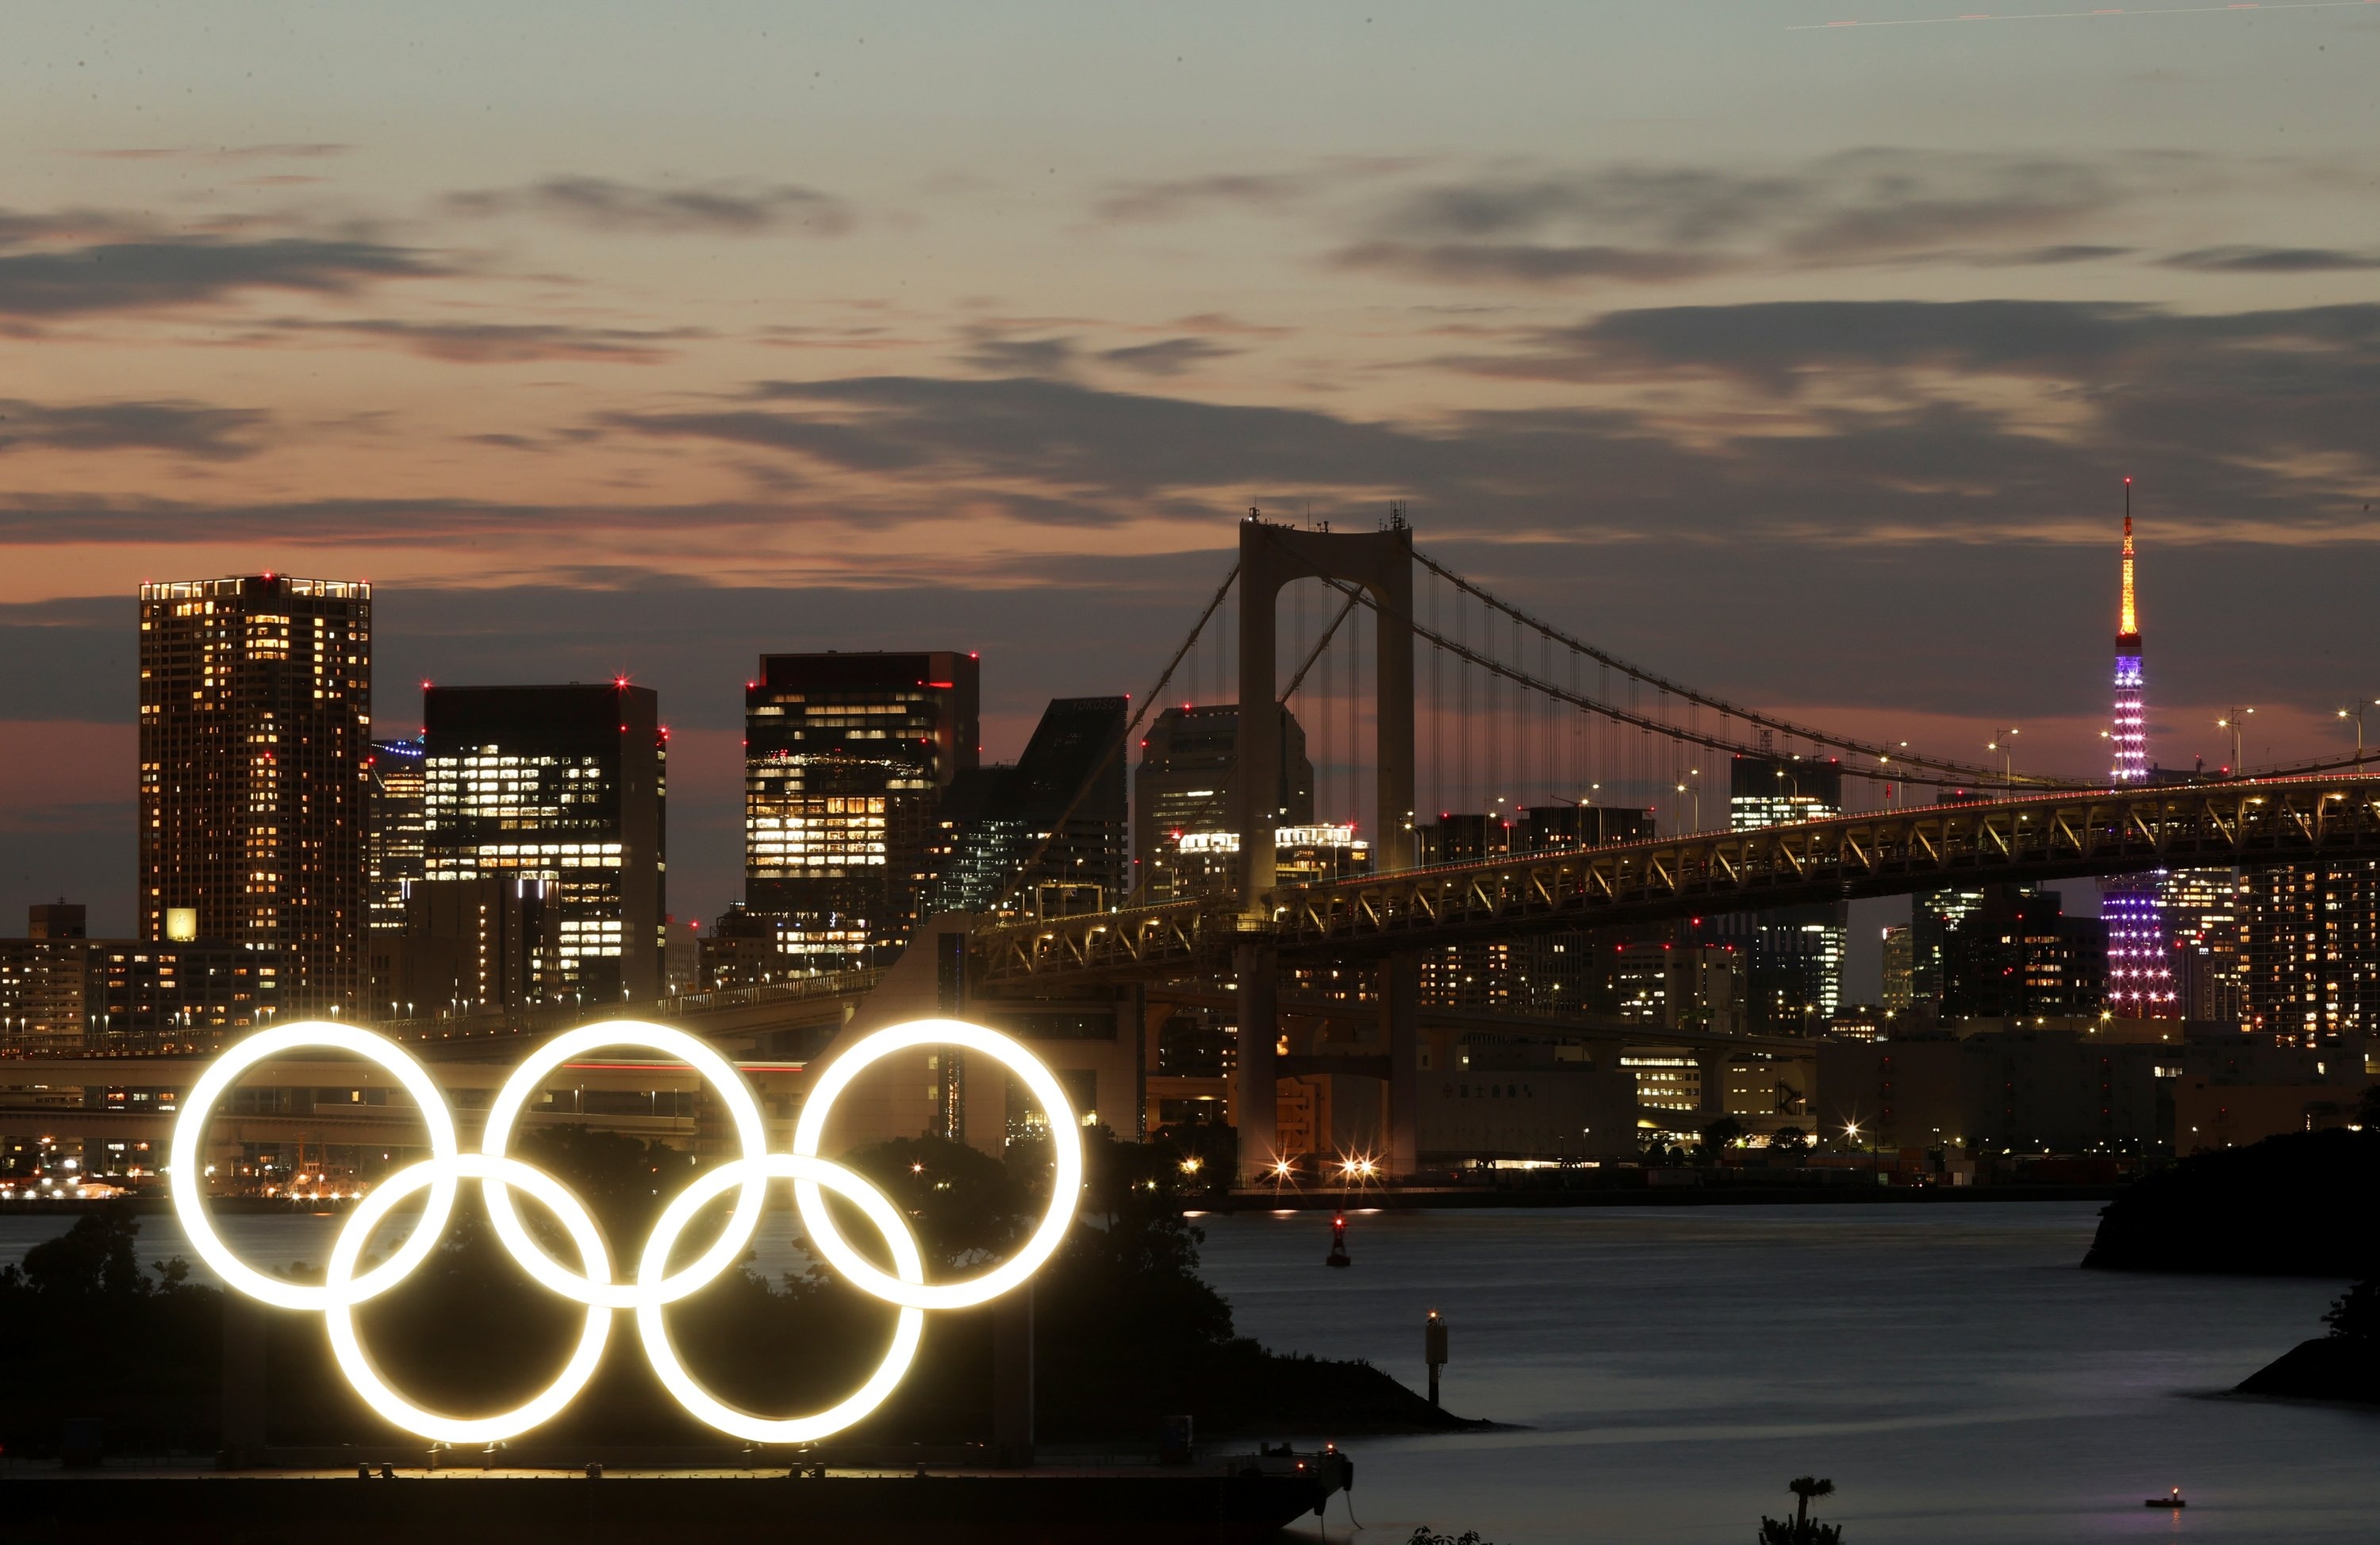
[5,2,2378,969]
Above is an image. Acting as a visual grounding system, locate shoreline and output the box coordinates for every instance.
[1199,1184,2120,1213]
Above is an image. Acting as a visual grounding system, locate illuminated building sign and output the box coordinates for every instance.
[169,1018,1080,1443]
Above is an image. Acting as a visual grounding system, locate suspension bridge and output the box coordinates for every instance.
[39,513,2380,1187]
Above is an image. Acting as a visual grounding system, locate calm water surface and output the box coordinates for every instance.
[5,1201,2372,1543]
[1192,1202,2377,1545]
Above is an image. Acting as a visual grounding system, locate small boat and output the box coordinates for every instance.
[1324,1212,1351,1268]
[2144,1486,2186,1509]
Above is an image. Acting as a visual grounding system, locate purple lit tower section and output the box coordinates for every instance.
[2104,478,2178,1017]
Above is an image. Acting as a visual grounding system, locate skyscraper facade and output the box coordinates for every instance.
[2242,860,2380,1045]
[138,575,372,1014]
[1132,704,1313,901]
[367,737,426,934]
[422,683,666,1001]
[2102,484,2178,1018]
[744,651,980,970]
[1722,753,1848,1032]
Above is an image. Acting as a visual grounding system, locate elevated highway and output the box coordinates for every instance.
[973,772,2380,984]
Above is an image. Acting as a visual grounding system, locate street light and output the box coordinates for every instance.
[1987,728,2018,790]
[2217,706,2254,773]
[2338,701,2378,765]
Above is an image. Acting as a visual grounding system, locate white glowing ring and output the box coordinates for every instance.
[792,1017,1082,1311]
[478,1021,772,1309]
[324,1152,612,1444]
[635,1153,925,1443]
[169,1021,461,1312]
[167,1017,1081,1444]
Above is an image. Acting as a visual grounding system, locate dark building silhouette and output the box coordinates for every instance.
[139,575,371,1015]
[744,651,979,970]
[367,876,558,1019]
[925,696,1129,917]
[422,682,666,1001]
[1940,884,2108,1020]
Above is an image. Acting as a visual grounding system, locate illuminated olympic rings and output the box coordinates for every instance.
[168,1017,1080,1444]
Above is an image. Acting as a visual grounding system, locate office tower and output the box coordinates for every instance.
[2102,484,2178,1017]
[1611,940,1743,1035]
[924,696,1128,917]
[1133,704,1313,901]
[1910,886,1988,1009]
[1723,753,1848,1032]
[1727,752,1844,830]
[2243,860,2380,1045]
[1940,884,2108,1019]
[367,877,558,1019]
[367,737,427,934]
[1880,925,1915,1013]
[2164,867,2244,1027]
[138,575,372,1014]
[422,683,666,1002]
[744,652,980,970]
[0,904,94,1055]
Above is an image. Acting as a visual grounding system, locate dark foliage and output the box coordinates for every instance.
[2081,1127,2380,1275]
[1760,1520,1844,1543]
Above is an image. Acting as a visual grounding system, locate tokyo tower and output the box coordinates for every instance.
[2104,478,2177,1017]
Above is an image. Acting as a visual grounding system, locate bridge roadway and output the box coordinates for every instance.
[973,771,2380,984]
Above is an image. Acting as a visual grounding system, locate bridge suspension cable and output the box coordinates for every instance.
[1408,545,2071,790]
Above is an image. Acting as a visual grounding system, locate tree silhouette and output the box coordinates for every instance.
[1756,1475,1842,1543]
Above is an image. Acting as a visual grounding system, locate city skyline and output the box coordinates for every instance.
[6,4,2378,942]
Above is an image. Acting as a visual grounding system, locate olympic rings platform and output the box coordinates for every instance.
[0,1450,1355,1545]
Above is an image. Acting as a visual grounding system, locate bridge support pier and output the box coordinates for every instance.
[1234,942,1280,1185]
[1384,952,1420,1177]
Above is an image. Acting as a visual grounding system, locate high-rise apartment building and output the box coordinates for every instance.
[2164,867,2244,1027]
[422,683,666,1001]
[2242,860,2380,1045]
[367,876,559,1019]
[0,905,93,1055]
[139,575,372,1015]
[924,696,1127,918]
[2102,483,2178,1018]
[744,652,980,971]
[1133,704,1313,901]
[367,737,427,934]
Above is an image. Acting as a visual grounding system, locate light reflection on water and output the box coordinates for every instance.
[1189,1201,2378,1545]
[6,1201,2373,1542]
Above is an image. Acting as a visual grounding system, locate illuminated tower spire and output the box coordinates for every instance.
[2109,477,2146,785]
[2104,477,2175,1017]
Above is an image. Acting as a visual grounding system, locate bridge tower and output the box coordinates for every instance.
[1231,514,1420,1183]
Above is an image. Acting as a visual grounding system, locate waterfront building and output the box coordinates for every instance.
[0,904,93,1055]
[1940,885,2108,1020]
[744,651,979,970]
[2242,859,2380,1045]
[92,939,281,1052]
[138,574,372,1015]
[422,682,666,1001]
[2101,485,2178,1017]
[367,738,426,934]
[1133,704,1312,901]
